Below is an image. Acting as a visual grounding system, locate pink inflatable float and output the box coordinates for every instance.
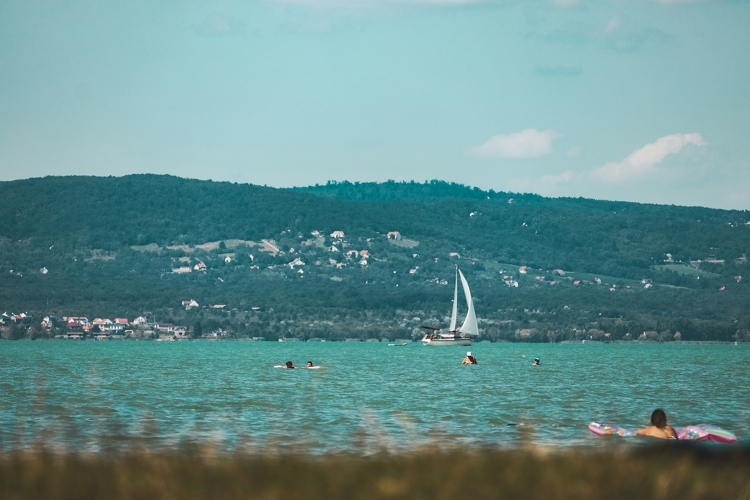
[589,422,737,443]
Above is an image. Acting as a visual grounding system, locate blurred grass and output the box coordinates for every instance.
[1,444,749,500]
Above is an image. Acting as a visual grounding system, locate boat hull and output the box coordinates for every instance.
[421,337,472,346]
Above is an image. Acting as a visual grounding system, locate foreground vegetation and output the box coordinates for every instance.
[1,445,749,499]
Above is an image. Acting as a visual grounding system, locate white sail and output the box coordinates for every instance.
[449,266,458,331]
[458,269,479,337]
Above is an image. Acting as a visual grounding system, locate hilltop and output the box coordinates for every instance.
[0,175,748,342]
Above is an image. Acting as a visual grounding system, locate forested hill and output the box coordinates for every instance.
[1,175,749,342]
[1,175,749,274]
[294,180,747,223]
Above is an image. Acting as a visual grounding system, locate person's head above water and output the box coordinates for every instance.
[285,361,294,369]
[650,409,668,428]
[307,361,313,367]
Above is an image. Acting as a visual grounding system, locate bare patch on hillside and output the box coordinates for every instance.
[85,249,116,262]
[166,244,193,253]
[388,238,419,248]
[131,243,162,253]
[196,240,255,251]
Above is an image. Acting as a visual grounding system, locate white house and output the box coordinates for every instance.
[330,231,345,239]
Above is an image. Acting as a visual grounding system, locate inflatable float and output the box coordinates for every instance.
[589,422,737,443]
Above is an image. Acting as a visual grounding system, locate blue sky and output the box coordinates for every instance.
[1,0,748,209]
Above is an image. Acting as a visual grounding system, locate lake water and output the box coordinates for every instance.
[1,341,748,454]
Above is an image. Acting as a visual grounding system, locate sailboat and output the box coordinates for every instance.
[421,266,479,346]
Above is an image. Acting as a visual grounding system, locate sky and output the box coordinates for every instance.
[1,0,749,209]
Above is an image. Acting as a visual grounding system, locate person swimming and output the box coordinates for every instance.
[533,358,540,366]
[283,361,296,369]
[636,409,677,439]
[307,361,313,368]
[462,352,478,364]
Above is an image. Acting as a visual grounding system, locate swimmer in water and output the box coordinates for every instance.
[283,361,296,369]
[533,358,540,366]
[636,409,677,439]
[462,352,478,364]
[306,361,317,368]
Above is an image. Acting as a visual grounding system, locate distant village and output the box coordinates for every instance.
[0,299,255,341]
[2,230,744,343]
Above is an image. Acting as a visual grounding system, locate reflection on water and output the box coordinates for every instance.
[1,342,748,454]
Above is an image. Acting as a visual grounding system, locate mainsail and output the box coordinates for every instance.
[449,266,458,331]
[458,269,479,337]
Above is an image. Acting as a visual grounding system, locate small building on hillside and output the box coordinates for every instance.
[132,316,148,325]
[330,231,345,239]
[387,231,402,240]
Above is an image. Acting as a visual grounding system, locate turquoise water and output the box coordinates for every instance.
[1,341,748,454]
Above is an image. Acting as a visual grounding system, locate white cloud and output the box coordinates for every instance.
[474,129,560,159]
[271,0,476,6]
[653,0,707,4]
[591,133,706,183]
[540,170,574,185]
[603,16,621,34]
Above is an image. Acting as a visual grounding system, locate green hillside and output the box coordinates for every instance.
[1,175,748,342]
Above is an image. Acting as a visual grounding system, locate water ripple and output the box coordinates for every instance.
[1,341,747,454]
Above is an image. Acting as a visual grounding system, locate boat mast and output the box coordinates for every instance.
[449,265,458,331]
